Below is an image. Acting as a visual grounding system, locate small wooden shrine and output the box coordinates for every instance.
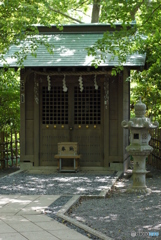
[0,24,146,170]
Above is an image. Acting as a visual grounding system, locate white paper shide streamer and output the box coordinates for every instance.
[47,75,51,91]
[94,75,98,90]
[78,75,83,92]
[62,75,68,92]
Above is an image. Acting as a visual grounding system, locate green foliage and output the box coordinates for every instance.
[88,0,161,70]
[1,0,161,130]
[130,68,161,125]
[87,0,161,125]
[0,0,91,131]
[0,69,20,131]
[0,0,93,66]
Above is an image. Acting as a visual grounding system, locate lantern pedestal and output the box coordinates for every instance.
[122,97,159,194]
[127,155,151,193]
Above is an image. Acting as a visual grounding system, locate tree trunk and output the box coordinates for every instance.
[91,0,101,23]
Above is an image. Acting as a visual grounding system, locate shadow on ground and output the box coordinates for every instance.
[0,167,20,178]
[0,170,117,195]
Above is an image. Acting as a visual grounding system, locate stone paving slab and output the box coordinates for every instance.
[0,220,17,234]
[49,228,91,240]
[0,233,27,240]
[23,214,54,222]
[0,195,90,240]
[7,221,44,232]
[21,231,59,240]
[0,168,120,239]
[17,195,60,215]
[35,220,70,231]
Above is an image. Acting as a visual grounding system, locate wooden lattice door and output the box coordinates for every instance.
[40,80,104,167]
[72,85,103,166]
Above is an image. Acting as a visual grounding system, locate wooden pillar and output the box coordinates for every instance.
[20,69,26,163]
[123,67,130,171]
[103,77,110,167]
[34,73,40,166]
[118,73,123,159]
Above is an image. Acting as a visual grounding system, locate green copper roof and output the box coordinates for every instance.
[0,32,146,68]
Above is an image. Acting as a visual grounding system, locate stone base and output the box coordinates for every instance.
[20,162,33,170]
[110,163,123,171]
[126,187,151,194]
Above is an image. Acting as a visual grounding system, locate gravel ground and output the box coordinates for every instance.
[1,166,160,240]
[0,169,116,240]
[45,196,101,240]
[0,167,20,178]
[0,170,116,195]
[67,166,161,240]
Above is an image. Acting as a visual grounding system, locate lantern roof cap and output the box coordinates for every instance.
[121,97,159,129]
[134,97,146,118]
[122,117,159,129]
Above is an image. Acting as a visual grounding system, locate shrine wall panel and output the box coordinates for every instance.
[72,130,103,167]
[25,78,34,120]
[25,120,34,155]
[109,77,118,156]
[40,129,69,166]
[25,78,34,156]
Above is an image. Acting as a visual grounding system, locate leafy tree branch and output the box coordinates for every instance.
[143,3,161,24]
[47,6,84,23]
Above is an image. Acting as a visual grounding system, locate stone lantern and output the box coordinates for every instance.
[122,97,159,193]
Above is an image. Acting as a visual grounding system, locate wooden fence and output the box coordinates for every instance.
[148,128,161,169]
[0,131,20,169]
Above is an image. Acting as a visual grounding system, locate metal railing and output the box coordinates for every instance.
[0,131,20,169]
